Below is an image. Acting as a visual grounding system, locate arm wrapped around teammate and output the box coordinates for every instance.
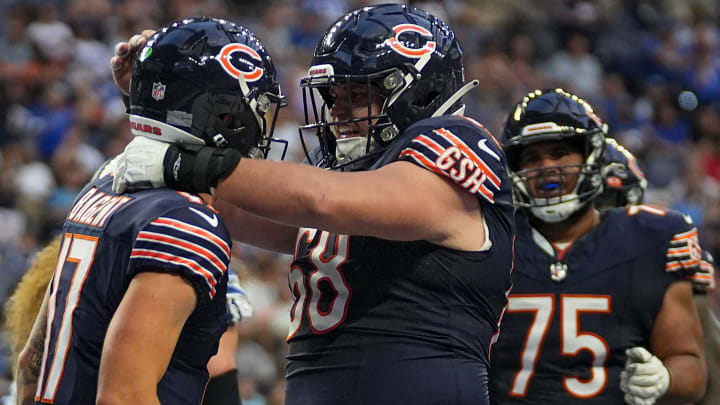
[113,136,242,194]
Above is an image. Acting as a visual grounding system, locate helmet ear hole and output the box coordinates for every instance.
[207,110,261,154]
[412,90,440,109]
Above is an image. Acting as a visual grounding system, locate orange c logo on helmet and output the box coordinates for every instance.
[385,24,436,58]
[217,43,264,82]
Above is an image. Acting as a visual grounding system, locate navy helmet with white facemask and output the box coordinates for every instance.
[128,17,286,159]
[502,88,608,222]
[298,4,477,170]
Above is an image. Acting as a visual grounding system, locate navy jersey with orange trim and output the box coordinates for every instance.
[286,115,514,404]
[34,175,231,405]
[489,206,701,404]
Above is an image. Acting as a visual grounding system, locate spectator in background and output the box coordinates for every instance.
[0,9,34,72]
[30,82,76,161]
[695,103,720,181]
[506,32,545,98]
[69,19,113,85]
[643,22,687,84]
[543,32,603,99]
[684,24,720,104]
[652,97,692,144]
[24,5,74,64]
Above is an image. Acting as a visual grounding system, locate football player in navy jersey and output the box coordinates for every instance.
[14,18,284,405]
[5,231,253,405]
[488,88,706,404]
[597,138,719,405]
[110,4,514,404]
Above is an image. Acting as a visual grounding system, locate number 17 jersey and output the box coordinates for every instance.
[34,175,231,405]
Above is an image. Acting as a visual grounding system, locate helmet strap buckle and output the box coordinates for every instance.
[379,125,399,143]
[213,133,229,148]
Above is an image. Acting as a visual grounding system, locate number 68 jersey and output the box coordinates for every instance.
[489,206,702,404]
[284,116,515,404]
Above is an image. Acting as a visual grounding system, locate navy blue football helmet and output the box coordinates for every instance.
[596,138,647,208]
[129,17,285,158]
[502,88,608,222]
[298,4,474,170]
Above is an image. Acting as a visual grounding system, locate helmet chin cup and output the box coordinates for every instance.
[335,136,378,170]
[530,195,583,223]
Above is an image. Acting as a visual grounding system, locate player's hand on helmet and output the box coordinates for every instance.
[112,136,170,193]
[110,29,155,95]
[112,136,243,194]
[620,347,670,405]
[226,271,253,324]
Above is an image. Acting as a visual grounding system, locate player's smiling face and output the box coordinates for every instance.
[327,83,383,139]
[517,140,584,198]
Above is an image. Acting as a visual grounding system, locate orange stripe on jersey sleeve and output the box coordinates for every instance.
[413,134,445,155]
[435,128,501,188]
[152,217,230,258]
[131,249,218,297]
[672,228,698,241]
[137,231,226,274]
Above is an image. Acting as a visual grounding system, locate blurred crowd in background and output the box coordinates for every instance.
[0,0,719,403]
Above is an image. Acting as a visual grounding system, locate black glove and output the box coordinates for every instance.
[163,144,243,194]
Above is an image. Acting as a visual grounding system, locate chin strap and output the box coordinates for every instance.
[431,79,479,118]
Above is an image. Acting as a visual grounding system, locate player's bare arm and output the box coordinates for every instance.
[96,272,197,405]
[693,294,720,405]
[15,284,51,405]
[651,280,706,402]
[217,158,486,251]
[213,200,297,254]
[6,236,61,365]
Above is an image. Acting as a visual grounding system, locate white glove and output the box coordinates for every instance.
[112,136,170,193]
[620,347,670,405]
[226,271,253,323]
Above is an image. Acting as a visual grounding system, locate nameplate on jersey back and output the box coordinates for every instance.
[66,187,132,228]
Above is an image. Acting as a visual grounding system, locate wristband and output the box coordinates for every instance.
[163,145,242,194]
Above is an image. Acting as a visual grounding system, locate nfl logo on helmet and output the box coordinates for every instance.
[152,82,166,101]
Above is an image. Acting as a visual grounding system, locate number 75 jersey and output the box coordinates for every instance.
[489,207,701,404]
